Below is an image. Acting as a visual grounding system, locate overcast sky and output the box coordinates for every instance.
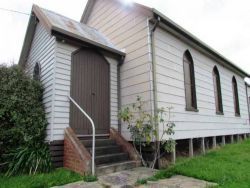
[0,0,250,74]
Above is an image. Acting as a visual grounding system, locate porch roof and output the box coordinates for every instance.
[19,5,125,66]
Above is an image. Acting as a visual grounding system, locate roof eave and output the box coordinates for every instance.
[32,4,53,33]
[152,9,249,77]
[80,0,96,23]
[51,26,125,56]
[18,13,37,67]
[18,4,53,67]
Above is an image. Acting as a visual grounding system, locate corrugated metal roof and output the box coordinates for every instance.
[37,6,125,55]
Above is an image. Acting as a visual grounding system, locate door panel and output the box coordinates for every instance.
[70,48,110,135]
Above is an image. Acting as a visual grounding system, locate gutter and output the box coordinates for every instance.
[150,17,160,123]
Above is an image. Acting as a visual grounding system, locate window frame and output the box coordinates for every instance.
[183,50,198,112]
[212,66,223,115]
[232,76,240,116]
[33,62,41,81]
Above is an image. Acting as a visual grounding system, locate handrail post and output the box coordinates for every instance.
[92,124,95,175]
[68,96,95,175]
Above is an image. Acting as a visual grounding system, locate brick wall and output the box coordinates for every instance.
[63,127,92,175]
[110,128,141,166]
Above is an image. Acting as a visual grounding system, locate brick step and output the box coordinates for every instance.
[88,145,121,156]
[81,139,116,147]
[96,160,138,176]
[95,152,129,165]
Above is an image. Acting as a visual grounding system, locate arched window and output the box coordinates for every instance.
[33,62,41,81]
[232,76,240,116]
[183,50,197,111]
[213,66,223,114]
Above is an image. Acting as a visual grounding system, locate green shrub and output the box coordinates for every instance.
[0,65,51,175]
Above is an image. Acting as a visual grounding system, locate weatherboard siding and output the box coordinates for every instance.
[85,0,153,140]
[248,86,250,99]
[154,27,250,139]
[247,86,250,120]
[52,42,78,141]
[52,41,119,140]
[25,22,56,141]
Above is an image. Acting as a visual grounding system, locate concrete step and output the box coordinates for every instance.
[88,145,121,156]
[81,139,116,147]
[78,136,140,175]
[96,160,138,176]
[77,134,109,140]
[95,152,129,165]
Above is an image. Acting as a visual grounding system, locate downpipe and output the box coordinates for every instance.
[149,16,160,168]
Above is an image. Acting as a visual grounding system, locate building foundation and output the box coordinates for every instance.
[189,138,193,157]
[201,137,205,154]
[171,145,176,164]
[230,135,234,143]
[222,136,226,146]
[212,136,217,148]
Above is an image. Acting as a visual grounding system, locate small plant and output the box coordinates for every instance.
[119,96,176,168]
[83,174,98,182]
[5,143,52,176]
[151,169,175,180]
[136,178,147,185]
[136,170,175,185]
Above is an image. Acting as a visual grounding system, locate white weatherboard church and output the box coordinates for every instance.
[19,0,250,174]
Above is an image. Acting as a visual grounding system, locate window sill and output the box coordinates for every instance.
[185,107,199,112]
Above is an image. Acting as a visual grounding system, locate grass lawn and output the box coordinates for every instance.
[149,139,250,188]
[0,168,83,188]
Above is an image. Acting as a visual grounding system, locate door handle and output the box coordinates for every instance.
[91,92,95,96]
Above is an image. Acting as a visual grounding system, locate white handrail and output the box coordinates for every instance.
[68,96,95,175]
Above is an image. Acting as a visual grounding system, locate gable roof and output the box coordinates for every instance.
[19,4,125,66]
[81,0,249,77]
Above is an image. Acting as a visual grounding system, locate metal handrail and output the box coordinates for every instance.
[68,96,95,175]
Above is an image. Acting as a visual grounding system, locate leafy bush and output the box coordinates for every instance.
[0,65,51,175]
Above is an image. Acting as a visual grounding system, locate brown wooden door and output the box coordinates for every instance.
[70,48,110,135]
